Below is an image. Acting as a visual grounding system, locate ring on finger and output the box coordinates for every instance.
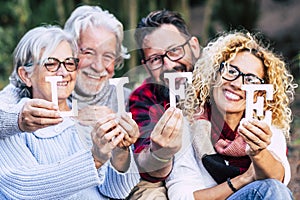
[256,139,261,144]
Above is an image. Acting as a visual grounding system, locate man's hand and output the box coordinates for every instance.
[110,112,139,172]
[91,113,125,168]
[76,105,113,126]
[117,112,139,148]
[18,99,62,132]
[150,107,183,160]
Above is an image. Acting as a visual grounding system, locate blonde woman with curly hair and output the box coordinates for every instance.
[166,30,297,199]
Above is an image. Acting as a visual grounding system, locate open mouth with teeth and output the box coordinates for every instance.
[57,81,68,86]
[84,71,107,80]
[224,89,243,101]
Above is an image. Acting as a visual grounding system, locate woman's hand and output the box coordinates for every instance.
[238,118,272,156]
[239,118,285,181]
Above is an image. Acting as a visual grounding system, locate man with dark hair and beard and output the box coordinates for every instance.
[128,10,201,199]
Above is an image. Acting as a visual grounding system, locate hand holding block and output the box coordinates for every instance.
[241,84,273,126]
[164,72,192,107]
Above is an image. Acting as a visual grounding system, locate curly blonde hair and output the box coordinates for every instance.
[181,30,297,138]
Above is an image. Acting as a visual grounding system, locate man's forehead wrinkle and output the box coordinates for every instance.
[142,26,185,50]
[79,27,117,52]
[81,43,116,55]
[142,38,182,53]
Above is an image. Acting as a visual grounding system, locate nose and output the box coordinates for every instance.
[90,55,106,72]
[230,75,243,88]
[91,62,105,72]
[56,63,69,77]
[162,56,177,71]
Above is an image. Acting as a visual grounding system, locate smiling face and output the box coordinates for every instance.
[27,41,77,110]
[142,24,199,85]
[75,26,117,96]
[212,51,265,121]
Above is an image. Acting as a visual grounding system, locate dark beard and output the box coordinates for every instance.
[158,64,187,83]
[156,81,170,100]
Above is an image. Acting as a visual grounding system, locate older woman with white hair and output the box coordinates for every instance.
[0,25,99,199]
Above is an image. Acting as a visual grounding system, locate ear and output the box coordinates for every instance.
[18,66,32,87]
[189,36,201,59]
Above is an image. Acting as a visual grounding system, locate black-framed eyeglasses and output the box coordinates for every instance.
[43,57,79,72]
[219,62,264,84]
[143,37,192,71]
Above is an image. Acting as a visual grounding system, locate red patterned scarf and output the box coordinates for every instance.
[205,103,251,174]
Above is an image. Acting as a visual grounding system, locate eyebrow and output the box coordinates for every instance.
[80,47,96,52]
[80,47,116,56]
[166,39,187,51]
[229,63,263,79]
[146,39,187,59]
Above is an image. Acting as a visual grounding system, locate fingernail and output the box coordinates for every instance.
[114,116,120,124]
[127,112,132,118]
[242,120,248,126]
[169,107,175,111]
[109,113,116,118]
[122,112,129,118]
[176,108,182,114]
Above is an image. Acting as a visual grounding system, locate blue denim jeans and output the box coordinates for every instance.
[227,179,294,200]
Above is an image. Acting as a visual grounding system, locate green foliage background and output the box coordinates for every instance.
[0,0,191,88]
[0,0,299,194]
[1,0,299,86]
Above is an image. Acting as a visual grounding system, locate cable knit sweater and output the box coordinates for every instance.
[0,84,140,199]
[0,84,23,138]
[0,114,102,199]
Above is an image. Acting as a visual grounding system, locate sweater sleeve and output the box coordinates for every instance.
[129,82,168,182]
[0,109,21,138]
[268,127,291,185]
[0,84,24,138]
[166,120,217,200]
[0,135,100,200]
[99,146,140,199]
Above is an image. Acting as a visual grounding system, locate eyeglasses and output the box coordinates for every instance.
[219,62,264,84]
[143,37,192,71]
[43,57,79,72]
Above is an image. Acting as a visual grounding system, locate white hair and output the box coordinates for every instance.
[64,5,130,68]
[10,25,77,97]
